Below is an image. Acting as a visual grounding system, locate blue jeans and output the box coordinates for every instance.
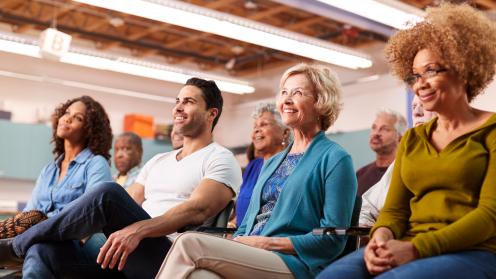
[22,234,122,279]
[13,182,172,279]
[316,247,496,279]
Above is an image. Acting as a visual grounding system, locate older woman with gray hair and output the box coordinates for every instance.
[234,103,291,228]
[155,63,357,279]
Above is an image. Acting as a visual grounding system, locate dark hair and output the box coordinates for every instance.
[185,77,223,130]
[51,96,113,162]
[117,132,143,152]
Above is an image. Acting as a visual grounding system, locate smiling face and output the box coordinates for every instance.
[277,73,320,132]
[173,85,215,138]
[412,95,436,127]
[251,111,286,158]
[56,101,87,144]
[412,49,467,113]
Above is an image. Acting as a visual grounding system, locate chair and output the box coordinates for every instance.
[178,200,236,234]
[313,196,371,258]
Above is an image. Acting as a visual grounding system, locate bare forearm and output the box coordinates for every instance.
[126,184,144,206]
[133,201,211,238]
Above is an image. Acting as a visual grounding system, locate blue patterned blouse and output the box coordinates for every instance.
[250,152,304,235]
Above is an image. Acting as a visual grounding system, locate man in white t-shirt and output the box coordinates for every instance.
[0,78,242,279]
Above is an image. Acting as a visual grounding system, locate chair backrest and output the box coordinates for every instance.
[203,200,235,228]
[178,200,235,233]
[338,196,362,258]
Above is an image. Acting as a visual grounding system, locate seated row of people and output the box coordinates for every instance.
[0,3,495,279]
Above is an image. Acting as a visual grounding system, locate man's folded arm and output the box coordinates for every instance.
[132,178,233,238]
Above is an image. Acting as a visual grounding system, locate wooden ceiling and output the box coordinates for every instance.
[402,0,496,10]
[0,0,493,77]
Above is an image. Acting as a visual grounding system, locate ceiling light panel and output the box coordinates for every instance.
[0,32,254,94]
[73,0,373,69]
[316,0,424,30]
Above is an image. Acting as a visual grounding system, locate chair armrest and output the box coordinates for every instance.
[312,227,371,236]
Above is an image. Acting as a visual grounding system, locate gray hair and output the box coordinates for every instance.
[251,102,293,143]
[116,132,143,151]
[251,103,283,126]
[376,109,408,136]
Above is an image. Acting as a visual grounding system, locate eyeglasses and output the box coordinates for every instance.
[404,68,447,87]
[278,88,314,99]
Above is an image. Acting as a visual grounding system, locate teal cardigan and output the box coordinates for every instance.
[235,132,357,279]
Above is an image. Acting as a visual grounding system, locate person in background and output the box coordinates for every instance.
[232,103,291,228]
[155,63,357,279]
[170,125,184,150]
[0,78,242,279]
[114,132,142,189]
[0,96,114,276]
[355,109,407,196]
[359,95,436,227]
[317,3,496,278]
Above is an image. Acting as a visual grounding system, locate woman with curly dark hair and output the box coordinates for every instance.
[318,3,496,279]
[25,95,113,217]
[0,95,114,277]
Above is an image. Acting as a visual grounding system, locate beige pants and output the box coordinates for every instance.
[155,232,295,279]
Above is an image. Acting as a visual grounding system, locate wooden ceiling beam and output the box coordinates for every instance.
[13,3,76,34]
[163,4,292,53]
[248,5,291,20]
[173,6,323,67]
[100,23,170,50]
[96,0,237,51]
[0,0,22,10]
[285,16,324,31]
[475,0,496,9]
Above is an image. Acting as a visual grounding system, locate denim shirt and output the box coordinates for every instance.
[24,148,112,217]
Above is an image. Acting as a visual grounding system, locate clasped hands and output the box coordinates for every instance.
[364,227,419,275]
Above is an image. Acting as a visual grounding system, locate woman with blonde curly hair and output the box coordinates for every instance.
[154,63,357,279]
[317,3,496,279]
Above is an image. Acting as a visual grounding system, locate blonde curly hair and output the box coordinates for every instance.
[279,63,343,131]
[385,3,496,102]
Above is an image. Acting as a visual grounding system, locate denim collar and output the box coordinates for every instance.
[55,147,93,165]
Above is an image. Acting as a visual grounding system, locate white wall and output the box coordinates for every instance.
[215,74,409,147]
[2,52,496,203]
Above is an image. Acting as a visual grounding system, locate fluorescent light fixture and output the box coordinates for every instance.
[0,32,255,94]
[0,69,176,103]
[73,0,373,69]
[316,0,425,30]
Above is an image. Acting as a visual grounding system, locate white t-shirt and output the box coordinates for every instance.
[359,161,395,227]
[135,142,242,219]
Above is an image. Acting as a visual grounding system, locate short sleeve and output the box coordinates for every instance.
[204,148,242,196]
[135,153,164,186]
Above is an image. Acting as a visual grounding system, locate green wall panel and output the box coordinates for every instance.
[0,120,171,180]
[327,129,374,171]
[0,120,373,179]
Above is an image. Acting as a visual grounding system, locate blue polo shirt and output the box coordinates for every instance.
[24,148,112,217]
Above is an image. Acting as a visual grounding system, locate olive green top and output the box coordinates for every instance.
[372,114,496,258]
